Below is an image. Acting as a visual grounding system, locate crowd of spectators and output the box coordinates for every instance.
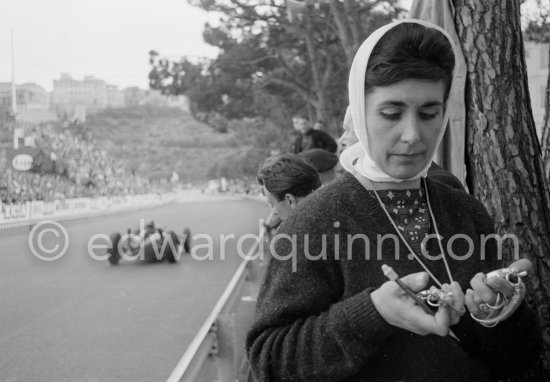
[1,122,170,204]
[225,178,261,195]
[1,171,79,203]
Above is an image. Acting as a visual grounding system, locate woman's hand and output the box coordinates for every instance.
[466,259,532,322]
[371,272,455,336]
[439,282,466,326]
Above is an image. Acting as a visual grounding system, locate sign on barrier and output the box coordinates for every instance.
[73,198,89,212]
[54,199,72,215]
[2,203,30,220]
[98,197,108,210]
[0,192,175,226]
[31,201,45,218]
[2,204,10,220]
[89,198,101,210]
[43,202,55,215]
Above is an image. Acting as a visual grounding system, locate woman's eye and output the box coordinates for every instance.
[380,112,401,121]
[419,111,439,120]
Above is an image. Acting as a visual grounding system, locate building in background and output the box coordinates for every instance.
[17,83,50,107]
[0,82,49,110]
[0,82,56,124]
[106,85,124,108]
[525,41,549,141]
[121,87,148,106]
[122,87,164,106]
[51,73,124,117]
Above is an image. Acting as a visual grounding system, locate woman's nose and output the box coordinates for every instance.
[399,114,421,144]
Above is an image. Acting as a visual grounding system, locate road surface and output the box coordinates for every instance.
[0,196,268,382]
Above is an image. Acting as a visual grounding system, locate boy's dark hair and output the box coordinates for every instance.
[366,23,455,99]
[292,114,309,121]
[257,154,321,201]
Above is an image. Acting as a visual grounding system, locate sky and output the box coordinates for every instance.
[0,0,418,93]
[1,0,220,91]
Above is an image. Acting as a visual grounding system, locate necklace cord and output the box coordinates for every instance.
[422,178,454,283]
[367,177,454,287]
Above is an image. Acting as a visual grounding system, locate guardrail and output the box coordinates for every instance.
[0,189,233,233]
[167,214,272,382]
[0,193,175,227]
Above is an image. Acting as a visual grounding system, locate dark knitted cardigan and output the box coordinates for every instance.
[247,172,541,382]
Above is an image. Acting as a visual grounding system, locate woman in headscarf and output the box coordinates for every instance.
[247,20,540,382]
[339,105,464,190]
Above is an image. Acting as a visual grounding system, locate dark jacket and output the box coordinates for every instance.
[290,131,303,154]
[302,129,337,153]
[427,162,464,191]
[247,172,541,382]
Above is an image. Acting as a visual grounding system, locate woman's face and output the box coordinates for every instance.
[365,79,445,179]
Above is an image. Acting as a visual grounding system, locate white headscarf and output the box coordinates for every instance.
[339,19,459,182]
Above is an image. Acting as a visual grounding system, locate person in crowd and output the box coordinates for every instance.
[302,117,338,153]
[298,148,339,185]
[289,115,307,154]
[247,19,540,382]
[290,115,338,154]
[313,120,326,130]
[257,154,322,234]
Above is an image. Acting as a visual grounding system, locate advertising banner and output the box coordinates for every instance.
[31,201,44,218]
[98,197,108,210]
[73,198,90,212]
[2,203,30,220]
[8,147,38,172]
[89,198,101,210]
[43,202,55,215]
[54,199,72,215]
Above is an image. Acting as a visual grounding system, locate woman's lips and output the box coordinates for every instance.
[392,152,423,157]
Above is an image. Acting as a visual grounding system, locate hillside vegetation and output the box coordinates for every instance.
[82,106,286,182]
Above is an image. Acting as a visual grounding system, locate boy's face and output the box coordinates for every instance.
[292,117,309,133]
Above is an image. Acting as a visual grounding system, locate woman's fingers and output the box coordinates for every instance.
[442,282,465,325]
[372,276,452,337]
[484,274,514,299]
[508,259,533,275]
[408,304,450,336]
[465,288,482,316]
[470,272,499,305]
[398,271,429,293]
[397,304,447,336]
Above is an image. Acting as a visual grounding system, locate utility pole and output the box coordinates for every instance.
[10,28,19,150]
[11,29,16,117]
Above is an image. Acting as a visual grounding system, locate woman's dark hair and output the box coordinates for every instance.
[365,23,455,98]
[257,154,321,201]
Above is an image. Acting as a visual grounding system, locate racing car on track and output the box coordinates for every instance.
[107,221,191,265]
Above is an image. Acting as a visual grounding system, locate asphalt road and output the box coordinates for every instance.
[0,196,268,382]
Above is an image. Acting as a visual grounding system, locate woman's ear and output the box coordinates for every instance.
[285,193,299,210]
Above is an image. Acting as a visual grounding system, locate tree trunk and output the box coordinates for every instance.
[301,1,339,132]
[330,0,365,68]
[543,44,550,180]
[453,0,550,377]
[330,0,356,68]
